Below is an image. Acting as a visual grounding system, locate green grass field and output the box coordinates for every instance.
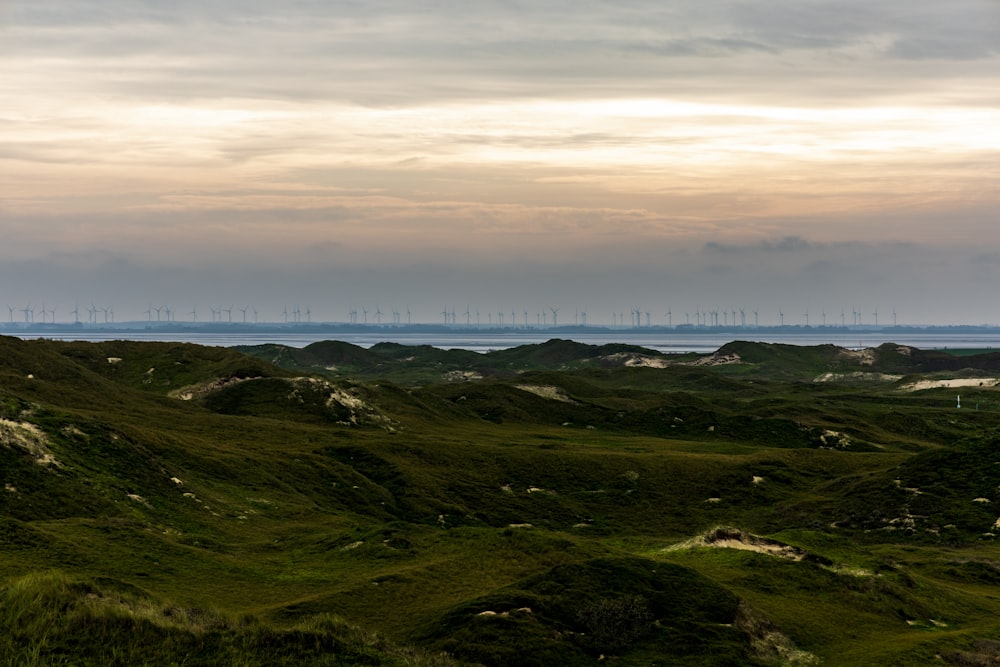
[3,335,1000,665]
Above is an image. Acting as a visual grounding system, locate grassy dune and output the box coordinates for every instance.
[3,335,1000,665]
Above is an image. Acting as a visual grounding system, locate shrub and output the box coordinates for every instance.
[576,594,653,654]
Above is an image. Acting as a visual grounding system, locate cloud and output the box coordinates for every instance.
[6,0,998,108]
[704,236,818,253]
[762,236,811,252]
[1,0,998,324]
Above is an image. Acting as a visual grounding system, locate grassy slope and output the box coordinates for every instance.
[3,336,1000,664]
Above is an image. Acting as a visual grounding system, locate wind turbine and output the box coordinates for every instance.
[239,306,248,323]
[6,305,13,323]
[465,306,471,326]
[803,310,809,327]
[71,305,80,324]
[550,307,559,327]
[406,306,411,325]
[753,309,759,327]
[892,307,897,327]
[190,307,197,322]
[778,309,784,326]
[873,307,878,328]
[375,305,382,325]
[252,307,258,323]
[666,308,672,327]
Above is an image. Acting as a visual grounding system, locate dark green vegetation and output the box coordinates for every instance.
[4,336,1000,665]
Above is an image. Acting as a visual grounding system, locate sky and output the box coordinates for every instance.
[2,0,999,326]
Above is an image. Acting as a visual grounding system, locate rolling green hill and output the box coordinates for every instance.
[3,335,1000,665]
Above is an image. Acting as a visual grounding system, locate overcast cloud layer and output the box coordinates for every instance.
[2,1,999,324]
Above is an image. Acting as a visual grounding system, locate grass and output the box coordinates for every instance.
[4,334,1000,664]
[0,570,460,666]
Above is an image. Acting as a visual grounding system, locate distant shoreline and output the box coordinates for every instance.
[4,322,1000,336]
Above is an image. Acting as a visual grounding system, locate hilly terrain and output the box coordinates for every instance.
[3,336,1000,665]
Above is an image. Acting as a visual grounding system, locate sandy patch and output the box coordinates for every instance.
[0,419,59,466]
[127,493,151,507]
[170,376,254,401]
[603,352,672,368]
[819,430,851,448]
[688,352,742,367]
[666,527,832,566]
[515,384,574,402]
[838,347,878,365]
[814,371,903,383]
[899,378,1000,392]
[444,370,484,381]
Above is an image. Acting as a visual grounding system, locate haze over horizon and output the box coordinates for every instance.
[3,1,999,326]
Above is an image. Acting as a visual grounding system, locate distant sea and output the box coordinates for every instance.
[7,325,1000,354]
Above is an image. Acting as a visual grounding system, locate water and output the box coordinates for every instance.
[7,327,1000,354]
